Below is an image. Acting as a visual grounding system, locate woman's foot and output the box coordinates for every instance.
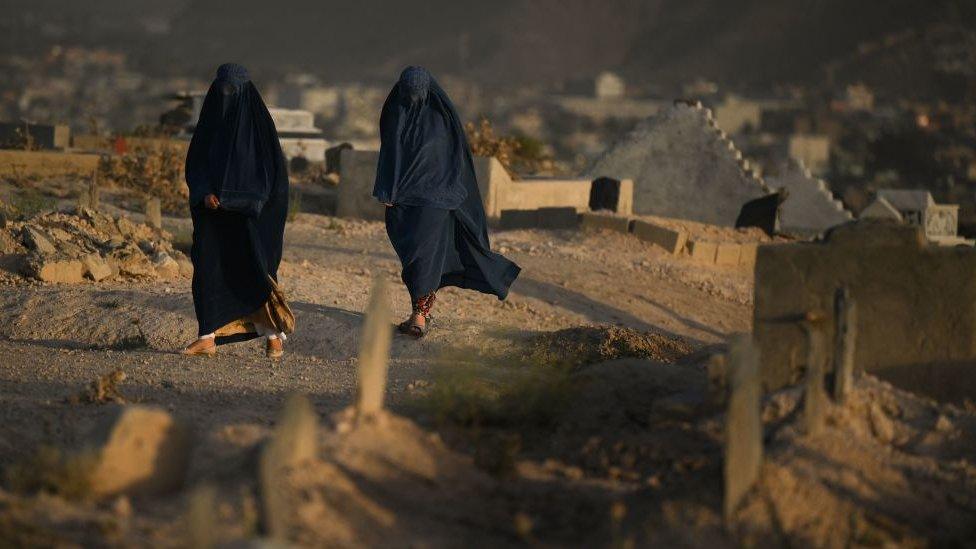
[266,337,284,359]
[181,338,216,357]
[397,312,428,339]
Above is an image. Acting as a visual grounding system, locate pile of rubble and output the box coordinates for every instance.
[0,207,191,284]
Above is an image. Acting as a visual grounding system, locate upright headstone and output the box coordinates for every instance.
[735,192,785,237]
[832,288,857,403]
[356,277,392,420]
[145,197,162,230]
[589,177,623,212]
[724,334,762,521]
[79,170,100,211]
[186,483,216,549]
[802,322,827,435]
[258,393,318,539]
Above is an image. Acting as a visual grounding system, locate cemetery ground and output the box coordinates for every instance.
[0,181,975,546]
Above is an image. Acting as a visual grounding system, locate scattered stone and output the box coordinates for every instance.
[115,248,157,278]
[1,209,191,284]
[86,405,192,497]
[27,257,86,283]
[82,254,114,282]
[22,226,57,255]
[152,252,180,279]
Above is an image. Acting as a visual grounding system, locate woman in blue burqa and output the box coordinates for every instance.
[181,63,294,358]
[375,66,521,338]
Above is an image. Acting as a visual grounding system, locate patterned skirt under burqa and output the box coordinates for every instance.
[374,67,520,323]
[184,63,294,344]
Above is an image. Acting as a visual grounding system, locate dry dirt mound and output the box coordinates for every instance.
[734,376,976,547]
[526,326,693,369]
[281,409,514,547]
[0,207,191,285]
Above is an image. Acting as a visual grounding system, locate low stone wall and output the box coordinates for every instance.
[0,150,101,178]
[754,220,976,396]
[579,212,762,269]
[335,149,633,222]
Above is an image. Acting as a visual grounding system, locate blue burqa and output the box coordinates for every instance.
[374,66,520,301]
[185,63,289,342]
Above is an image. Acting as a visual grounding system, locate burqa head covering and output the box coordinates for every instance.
[185,63,287,217]
[373,66,474,209]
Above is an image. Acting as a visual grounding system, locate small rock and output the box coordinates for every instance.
[868,402,895,443]
[28,257,86,283]
[177,257,194,277]
[152,252,180,279]
[82,254,114,282]
[935,414,954,432]
[22,226,57,255]
[86,405,192,497]
[115,249,157,278]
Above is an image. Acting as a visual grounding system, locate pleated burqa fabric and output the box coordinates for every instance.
[374,66,520,301]
[185,63,289,343]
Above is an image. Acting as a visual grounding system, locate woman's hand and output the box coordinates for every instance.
[382,202,394,207]
[204,194,220,210]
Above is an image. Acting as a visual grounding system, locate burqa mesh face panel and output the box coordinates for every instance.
[373,66,473,209]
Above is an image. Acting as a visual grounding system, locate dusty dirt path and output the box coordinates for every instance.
[0,213,753,433]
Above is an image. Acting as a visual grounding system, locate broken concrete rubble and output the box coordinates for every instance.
[0,208,190,284]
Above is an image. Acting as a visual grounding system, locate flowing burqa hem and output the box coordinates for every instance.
[385,204,520,302]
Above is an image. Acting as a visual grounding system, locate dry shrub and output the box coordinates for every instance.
[74,369,127,405]
[98,141,188,214]
[465,117,557,177]
[525,326,693,370]
[465,117,523,177]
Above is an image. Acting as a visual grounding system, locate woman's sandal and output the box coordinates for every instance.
[397,315,430,339]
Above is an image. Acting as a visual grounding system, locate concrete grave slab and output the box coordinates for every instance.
[632,220,687,255]
[579,212,633,234]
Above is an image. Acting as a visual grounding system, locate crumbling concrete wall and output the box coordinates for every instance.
[588,102,768,227]
[768,162,853,236]
[336,149,630,221]
[754,220,976,393]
